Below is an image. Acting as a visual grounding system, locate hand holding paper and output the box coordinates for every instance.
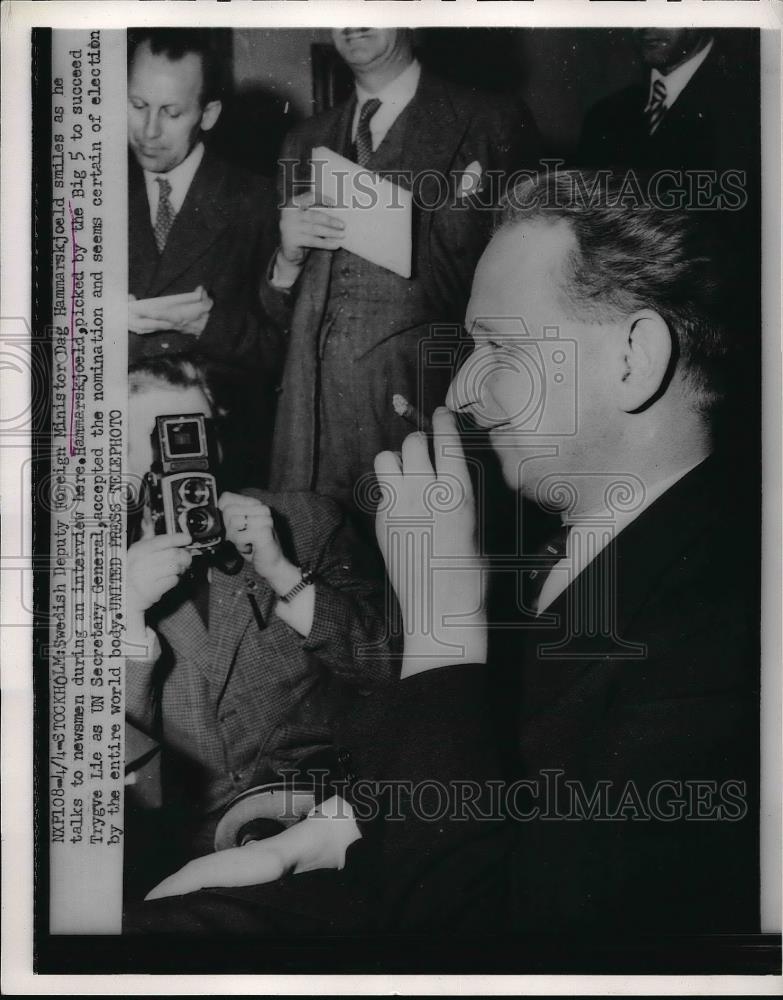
[311,146,413,278]
[128,286,213,337]
[279,190,346,266]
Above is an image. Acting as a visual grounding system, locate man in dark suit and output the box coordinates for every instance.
[123,354,396,893]
[127,171,759,942]
[127,29,280,484]
[262,28,536,518]
[577,28,758,175]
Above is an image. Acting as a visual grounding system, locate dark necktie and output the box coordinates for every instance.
[646,77,668,134]
[153,176,176,253]
[353,98,382,167]
[526,522,572,612]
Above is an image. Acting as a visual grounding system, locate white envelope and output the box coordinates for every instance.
[311,146,412,278]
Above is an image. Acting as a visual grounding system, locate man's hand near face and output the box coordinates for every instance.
[128,286,213,337]
[273,191,345,287]
[374,407,488,677]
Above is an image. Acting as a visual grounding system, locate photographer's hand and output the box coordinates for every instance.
[127,526,193,617]
[219,493,315,636]
[374,407,488,677]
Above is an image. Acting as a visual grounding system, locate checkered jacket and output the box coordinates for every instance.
[126,491,397,816]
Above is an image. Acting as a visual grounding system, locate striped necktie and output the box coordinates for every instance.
[353,98,382,167]
[646,77,668,134]
[153,176,176,253]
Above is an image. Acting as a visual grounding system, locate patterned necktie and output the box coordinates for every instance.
[153,176,176,253]
[526,521,572,612]
[354,98,382,166]
[646,77,668,134]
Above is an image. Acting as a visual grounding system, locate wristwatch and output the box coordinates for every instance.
[278,568,314,604]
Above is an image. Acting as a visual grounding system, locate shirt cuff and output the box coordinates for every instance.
[125,625,161,664]
[269,249,301,290]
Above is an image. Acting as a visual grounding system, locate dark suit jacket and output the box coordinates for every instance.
[261,70,536,493]
[127,457,760,939]
[126,490,397,825]
[129,149,281,369]
[337,455,760,934]
[576,43,759,177]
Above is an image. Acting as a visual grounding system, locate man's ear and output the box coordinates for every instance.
[200,100,222,133]
[618,310,673,413]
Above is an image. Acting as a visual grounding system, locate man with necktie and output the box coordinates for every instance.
[127,29,280,484]
[128,171,759,944]
[262,28,537,522]
[577,28,758,176]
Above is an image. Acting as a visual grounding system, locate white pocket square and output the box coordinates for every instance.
[458,160,483,198]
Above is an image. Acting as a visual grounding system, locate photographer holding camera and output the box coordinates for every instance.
[124,354,397,884]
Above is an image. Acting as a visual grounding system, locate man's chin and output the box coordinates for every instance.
[131,147,169,172]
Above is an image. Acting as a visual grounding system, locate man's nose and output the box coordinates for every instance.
[143,110,162,140]
[446,347,495,424]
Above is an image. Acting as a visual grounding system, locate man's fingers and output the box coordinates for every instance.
[401,432,433,476]
[374,450,402,478]
[218,493,270,513]
[305,222,346,240]
[302,210,345,231]
[432,406,473,499]
[142,531,193,551]
[289,190,317,210]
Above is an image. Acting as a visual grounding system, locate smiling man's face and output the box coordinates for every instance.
[636,29,708,73]
[331,28,411,74]
[446,220,624,507]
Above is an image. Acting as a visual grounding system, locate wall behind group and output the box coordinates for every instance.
[215,27,642,174]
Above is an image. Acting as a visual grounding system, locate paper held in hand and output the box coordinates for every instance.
[311,146,413,278]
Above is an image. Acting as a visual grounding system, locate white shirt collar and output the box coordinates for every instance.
[352,60,421,148]
[536,457,708,614]
[646,37,714,111]
[144,140,205,222]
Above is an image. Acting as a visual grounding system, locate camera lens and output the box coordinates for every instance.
[185,507,216,540]
[179,477,211,506]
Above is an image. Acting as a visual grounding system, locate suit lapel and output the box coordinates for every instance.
[395,70,469,179]
[207,562,277,696]
[128,157,159,297]
[519,458,719,716]
[155,595,211,681]
[652,48,723,142]
[150,151,234,295]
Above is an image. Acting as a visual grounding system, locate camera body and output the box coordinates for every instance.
[145,413,224,554]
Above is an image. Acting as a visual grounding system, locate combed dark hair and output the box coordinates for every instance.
[500,170,741,412]
[127,28,229,105]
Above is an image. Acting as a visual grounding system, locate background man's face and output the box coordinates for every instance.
[636,29,707,72]
[128,42,209,173]
[128,382,213,503]
[447,220,623,510]
[331,28,409,73]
